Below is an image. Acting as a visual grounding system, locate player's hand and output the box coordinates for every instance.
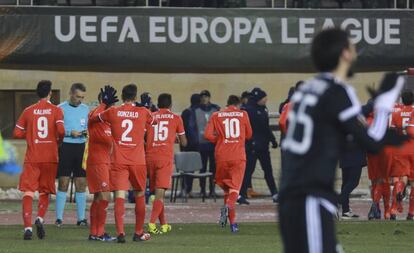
[71,130,83,138]
[101,85,119,106]
[382,128,410,147]
[271,141,278,149]
[367,72,405,112]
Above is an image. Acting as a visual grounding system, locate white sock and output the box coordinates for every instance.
[24,227,32,232]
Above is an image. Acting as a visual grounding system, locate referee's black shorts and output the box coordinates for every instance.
[279,195,342,253]
[58,142,86,178]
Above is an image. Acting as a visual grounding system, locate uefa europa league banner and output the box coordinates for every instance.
[0,7,413,73]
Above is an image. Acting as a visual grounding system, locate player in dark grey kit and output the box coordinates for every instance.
[279,28,408,253]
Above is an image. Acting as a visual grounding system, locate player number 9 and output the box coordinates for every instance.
[37,116,48,139]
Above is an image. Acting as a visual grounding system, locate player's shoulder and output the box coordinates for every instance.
[79,103,90,111]
[58,101,68,108]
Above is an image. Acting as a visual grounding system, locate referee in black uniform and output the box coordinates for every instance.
[279,28,408,253]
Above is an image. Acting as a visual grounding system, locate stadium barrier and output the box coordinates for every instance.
[0,7,413,73]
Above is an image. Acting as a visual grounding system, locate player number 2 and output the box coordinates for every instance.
[121,119,133,142]
[154,121,169,141]
[37,116,48,139]
[282,92,317,154]
[223,118,240,139]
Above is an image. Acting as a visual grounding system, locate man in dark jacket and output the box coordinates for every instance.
[181,94,201,195]
[239,88,279,204]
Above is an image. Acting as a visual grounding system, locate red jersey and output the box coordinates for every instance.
[145,109,185,161]
[87,103,112,165]
[279,102,291,135]
[204,106,253,162]
[391,104,414,154]
[13,99,64,163]
[97,103,154,165]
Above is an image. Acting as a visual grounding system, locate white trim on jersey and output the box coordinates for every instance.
[177,132,185,136]
[15,124,25,130]
[56,120,64,124]
[368,109,389,141]
[338,84,361,122]
[98,113,104,123]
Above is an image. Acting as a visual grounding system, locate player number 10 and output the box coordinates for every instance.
[223,118,240,139]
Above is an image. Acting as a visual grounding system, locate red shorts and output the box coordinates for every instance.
[147,159,173,192]
[390,154,413,177]
[110,164,146,191]
[215,160,246,191]
[367,153,390,180]
[86,164,111,193]
[19,162,57,194]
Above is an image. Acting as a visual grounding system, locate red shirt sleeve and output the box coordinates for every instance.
[279,103,289,135]
[96,106,113,124]
[244,111,253,140]
[176,116,185,135]
[13,109,28,139]
[204,114,217,143]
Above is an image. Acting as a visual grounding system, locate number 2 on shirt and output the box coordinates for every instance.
[121,119,133,142]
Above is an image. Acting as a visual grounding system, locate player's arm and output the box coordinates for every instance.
[204,115,218,144]
[55,108,65,143]
[177,116,187,147]
[330,73,407,153]
[13,110,27,139]
[244,112,253,140]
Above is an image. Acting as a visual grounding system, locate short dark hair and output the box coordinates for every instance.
[295,81,304,90]
[227,95,241,106]
[158,93,172,109]
[122,84,137,101]
[401,89,414,106]
[311,28,350,72]
[200,90,211,97]
[36,80,52,98]
[70,83,86,93]
[98,91,103,103]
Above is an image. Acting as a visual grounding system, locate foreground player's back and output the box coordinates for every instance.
[281,74,361,199]
[14,99,64,163]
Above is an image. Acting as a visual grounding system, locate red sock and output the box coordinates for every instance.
[382,182,391,215]
[37,193,49,219]
[134,196,145,235]
[408,186,414,215]
[372,184,382,204]
[227,192,238,224]
[22,195,33,228]
[97,200,108,236]
[159,204,166,225]
[114,198,125,236]
[90,200,98,236]
[224,192,229,206]
[150,199,163,224]
[390,181,404,214]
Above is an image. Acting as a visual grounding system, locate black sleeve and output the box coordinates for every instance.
[325,85,385,153]
[361,99,374,117]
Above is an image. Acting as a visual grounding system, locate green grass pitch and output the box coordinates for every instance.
[0,222,413,253]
